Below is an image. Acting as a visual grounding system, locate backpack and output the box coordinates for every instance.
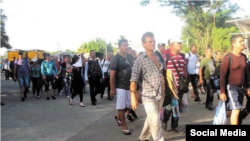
[211,53,248,89]
[88,60,102,79]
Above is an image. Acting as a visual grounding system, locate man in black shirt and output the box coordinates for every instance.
[110,39,134,135]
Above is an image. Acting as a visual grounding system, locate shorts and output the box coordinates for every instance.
[18,76,30,87]
[44,75,56,91]
[116,88,131,110]
[226,85,244,111]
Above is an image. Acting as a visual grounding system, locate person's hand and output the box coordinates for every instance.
[43,75,46,80]
[220,93,227,101]
[56,76,59,79]
[110,88,116,99]
[131,92,139,111]
[246,88,250,96]
[199,79,204,85]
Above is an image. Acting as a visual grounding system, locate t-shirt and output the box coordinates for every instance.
[60,63,72,78]
[200,57,215,79]
[14,58,29,77]
[110,54,134,90]
[186,52,198,75]
[220,53,249,94]
[31,65,41,78]
[166,52,185,86]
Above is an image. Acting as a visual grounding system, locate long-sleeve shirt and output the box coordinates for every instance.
[41,60,57,76]
[220,53,249,94]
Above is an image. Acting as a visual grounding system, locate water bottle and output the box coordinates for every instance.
[172,97,180,118]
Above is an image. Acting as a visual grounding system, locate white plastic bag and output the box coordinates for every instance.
[181,93,189,113]
[213,101,227,125]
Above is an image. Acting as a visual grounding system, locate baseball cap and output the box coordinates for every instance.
[158,43,166,47]
[18,51,23,55]
[168,38,183,45]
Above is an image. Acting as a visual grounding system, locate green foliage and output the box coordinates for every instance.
[211,26,239,52]
[76,38,116,55]
[64,49,75,55]
[141,0,241,55]
[1,9,12,49]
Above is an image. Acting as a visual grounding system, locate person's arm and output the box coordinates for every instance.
[109,57,118,98]
[130,59,141,111]
[244,57,250,96]
[41,61,46,79]
[98,61,104,79]
[53,61,58,75]
[85,62,88,81]
[220,55,230,101]
[14,62,17,80]
[81,54,86,66]
[199,59,205,85]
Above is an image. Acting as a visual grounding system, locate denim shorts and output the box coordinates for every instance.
[18,76,30,87]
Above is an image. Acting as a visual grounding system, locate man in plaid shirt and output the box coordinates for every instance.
[131,32,165,141]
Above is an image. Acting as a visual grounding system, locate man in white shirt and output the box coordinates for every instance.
[185,44,201,103]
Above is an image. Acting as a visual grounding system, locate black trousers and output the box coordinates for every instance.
[204,79,215,107]
[162,90,184,129]
[188,74,200,99]
[5,70,9,80]
[31,77,41,95]
[101,77,110,97]
[89,77,101,103]
[71,79,83,102]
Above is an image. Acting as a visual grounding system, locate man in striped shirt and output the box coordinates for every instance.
[164,38,187,133]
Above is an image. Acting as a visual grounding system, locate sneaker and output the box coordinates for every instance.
[168,127,184,133]
[21,97,25,101]
[92,102,96,106]
[66,95,70,99]
[80,102,85,107]
[58,92,63,96]
[206,106,214,111]
[46,97,50,100]
[51,96,56,100]
[127,115,134,122]
[130,110,138,119]
[37,95,40,99]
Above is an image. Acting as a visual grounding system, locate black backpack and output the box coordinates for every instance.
[88,60,102,79]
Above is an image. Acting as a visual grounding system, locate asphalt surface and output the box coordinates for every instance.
[1,72,249,141]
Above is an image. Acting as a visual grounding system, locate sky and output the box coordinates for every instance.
[1,0,250,55]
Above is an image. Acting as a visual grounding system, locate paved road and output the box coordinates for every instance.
[1,73,249,141]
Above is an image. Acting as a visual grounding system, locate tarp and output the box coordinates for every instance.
[226,18,250,39]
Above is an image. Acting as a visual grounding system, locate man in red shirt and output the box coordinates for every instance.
[220,34,250,125]
[163,38,187,133]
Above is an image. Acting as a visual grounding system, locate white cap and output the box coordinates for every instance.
[168,38,184,45]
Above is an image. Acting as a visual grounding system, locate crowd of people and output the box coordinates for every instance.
[1,32,250,141]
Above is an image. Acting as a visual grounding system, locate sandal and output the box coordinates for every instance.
[123,130,131,135]
[114,116,123,126]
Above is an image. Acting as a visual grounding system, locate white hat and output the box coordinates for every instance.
[168,38,184,45]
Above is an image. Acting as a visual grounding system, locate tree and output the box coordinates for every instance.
[0,0,12,49]
[76,38,117,55]
[141,0,241,54]
[64,49,75,54]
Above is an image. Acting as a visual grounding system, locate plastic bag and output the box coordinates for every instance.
[181,93,189,113]
[213,101,227,125]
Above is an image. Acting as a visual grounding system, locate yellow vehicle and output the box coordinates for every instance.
[7,49,27,61]
[27,49,45,59]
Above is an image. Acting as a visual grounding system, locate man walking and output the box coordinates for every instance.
[110,39,134,135]
[186,44,202,103]
[131,32,165,141]
[220,35,250,125]
[85,50,104,105]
